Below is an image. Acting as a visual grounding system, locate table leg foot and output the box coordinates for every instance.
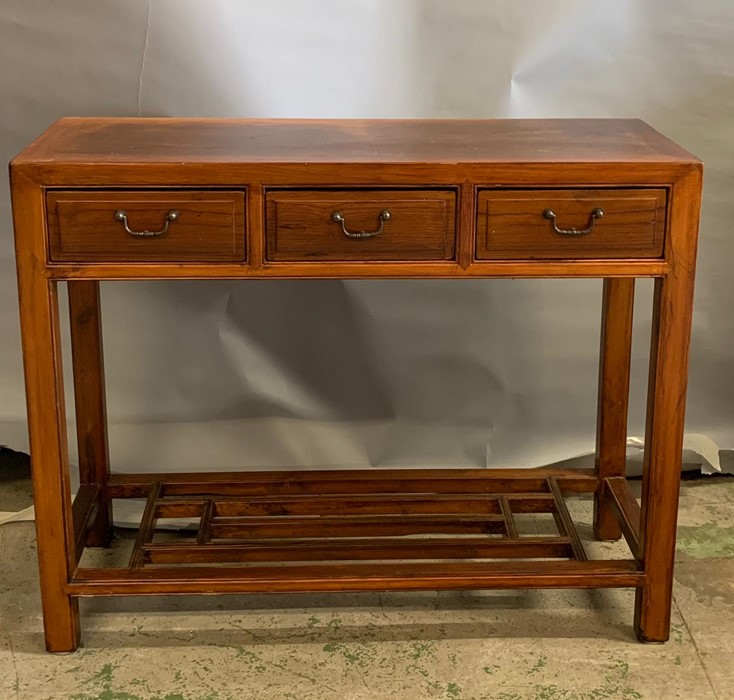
[634,584,671,643]
[42,595,81,653]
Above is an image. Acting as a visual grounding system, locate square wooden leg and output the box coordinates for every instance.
[19,280,80,651]
[594,278,635,541]
[634,170,701,642]
[69,281,112,547]
[14,175,80,652]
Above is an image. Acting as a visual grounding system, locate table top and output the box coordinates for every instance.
[12,117,699,167]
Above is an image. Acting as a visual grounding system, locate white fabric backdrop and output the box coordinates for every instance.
[1,1,732,479]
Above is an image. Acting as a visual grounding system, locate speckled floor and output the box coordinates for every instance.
[0,471,732,700]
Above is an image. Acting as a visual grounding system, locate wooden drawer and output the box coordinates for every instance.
[47,190,246,262]
[476,189,667,260]
[266,190,456,262]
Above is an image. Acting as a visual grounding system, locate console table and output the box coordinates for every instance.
[10,118,702,652]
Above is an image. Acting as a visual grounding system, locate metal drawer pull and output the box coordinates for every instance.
[114,209,179,237]
[542,207,604,236]
[331,209,391,239]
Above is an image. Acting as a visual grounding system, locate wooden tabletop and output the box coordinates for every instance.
[12,117,699,166]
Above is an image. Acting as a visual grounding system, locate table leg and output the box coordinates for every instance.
[634,169,701,642]
[13,173,80,652]
[18,280,80,651]
[594,278,635,540]
[69,281,112,547]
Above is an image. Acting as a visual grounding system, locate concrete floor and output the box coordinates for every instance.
[0,473,732,700]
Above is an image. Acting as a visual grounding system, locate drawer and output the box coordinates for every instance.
[476,189,667,260]
[47,190,246,262]
[266,190,456,262]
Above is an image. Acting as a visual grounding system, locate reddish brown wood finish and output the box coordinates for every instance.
[10,118,702,651]
[266,189,456,261]
[48,190,246,262]
[634,168,702,642]
[594,278,635,540]
[104,467,599,498]
[605,477,641,559]
[68,280,112,546]
[14,118,695,165]
[476,189,666,259]
[11,170,80,652]
[67,560,645,596]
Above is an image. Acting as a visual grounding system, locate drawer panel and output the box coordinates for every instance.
[266,190,456,262]
[476,189,667,260]
[47,190,246,262]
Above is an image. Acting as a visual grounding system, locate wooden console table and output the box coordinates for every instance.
[10,118,702,652]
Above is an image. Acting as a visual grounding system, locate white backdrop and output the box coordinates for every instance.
[1,2,732,479]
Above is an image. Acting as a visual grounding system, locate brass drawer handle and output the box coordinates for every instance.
[542,207,604,236]
[331,209,391,239]
[114,209,179,237]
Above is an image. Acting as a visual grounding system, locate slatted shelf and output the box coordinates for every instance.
[71,470,644,596]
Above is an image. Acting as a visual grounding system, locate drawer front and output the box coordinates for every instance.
[47,190,246,262]
[266,190,456,262]
[476,189,667,260]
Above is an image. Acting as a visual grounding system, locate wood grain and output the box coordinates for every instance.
[48,190,246,262]
[594,278,635,540]
[634,167,702,643]
[144,537,575,565]
[476,189,666,260]
[605,477,641,559]
[266,189,456,262]
[68,280,112,546]
[105,467,598,499]
[11,170,80,652]
[14,118,697,165]
[67,560,645,596]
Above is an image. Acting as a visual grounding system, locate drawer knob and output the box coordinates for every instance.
[331,209,391,239]
[542,207,604,236]
[114,209,179,238]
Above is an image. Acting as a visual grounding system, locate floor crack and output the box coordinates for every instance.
[673,595,720,700]
[5,631,19,700]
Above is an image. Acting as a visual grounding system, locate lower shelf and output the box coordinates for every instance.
[70,467,644,596]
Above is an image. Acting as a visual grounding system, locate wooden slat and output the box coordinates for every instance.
[499,496,518,539]
[71,484,99,564]
[152,494,504,518]
[106,467,598,499]
[144,536,574,565]
[197,500,214,545]
[547,478,588,563]
[128,482,162,569]
[152,493,555,519]
[212,493,501,517]
[209,514,507,539]
[605,477,642,559]
[68,559,645,596]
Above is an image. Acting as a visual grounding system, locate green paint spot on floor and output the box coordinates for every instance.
[670,622,686,644]
[446,682,461,697]
[677,521,734,558]
[322,641,365,665]
[70,661,196,700]
[529,655,547,674]
[411,641,434,660]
